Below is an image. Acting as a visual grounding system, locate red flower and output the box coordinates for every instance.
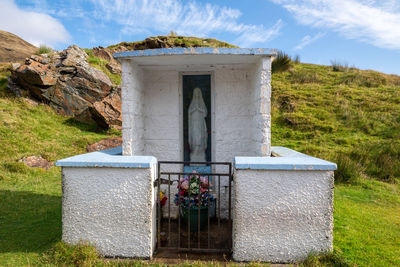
[160,196,168,207]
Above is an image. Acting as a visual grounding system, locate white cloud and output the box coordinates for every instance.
[87,0,282,47]
[271,0,400,50]
[294,32,325,50]
[0,0,70,47]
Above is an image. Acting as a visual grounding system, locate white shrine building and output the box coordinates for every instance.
[56,48,337,263]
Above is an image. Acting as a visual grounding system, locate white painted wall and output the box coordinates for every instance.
[121,60,145,156]
[232,169,334,263]
[120,58,272,220]
[251,57,272,156]
[61,166,157,258]
[143,70,181,161]
[121,58,272,161]
[214,68,254,162]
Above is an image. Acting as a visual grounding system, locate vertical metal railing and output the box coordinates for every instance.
[155,161,232,254]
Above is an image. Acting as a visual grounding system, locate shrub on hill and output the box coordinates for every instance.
[272,51,292,73]
[36,44,53,55]
[331,60,350,72]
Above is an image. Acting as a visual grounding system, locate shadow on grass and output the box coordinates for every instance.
[62,117,104,133]
[0,190,61,253]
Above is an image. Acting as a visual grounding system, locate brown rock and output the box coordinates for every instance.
[90,88,122,129]
[93,47,121,74]
[92,47,117,64]
[86,137,122,152]
[106,62,121,74]
[61,45,88,67]
[11,63,20,71]
[30,54,51,64]
[9,45,117,128]
[18,155,53,169]
[14,60,57,86]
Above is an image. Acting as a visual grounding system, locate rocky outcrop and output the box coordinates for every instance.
[7,36,237,130]
[8,45,121,129]
[93,46,121,74]
[90,88,122,129]
[86,137,122,152]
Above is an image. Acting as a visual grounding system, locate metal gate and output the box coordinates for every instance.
[155,161,232,254]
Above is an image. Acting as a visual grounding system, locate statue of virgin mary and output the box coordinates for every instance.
[188,88,208,162]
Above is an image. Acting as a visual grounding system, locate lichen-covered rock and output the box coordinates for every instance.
[90,88,122,130]
[8,45,120,129]
[14,59,57,87]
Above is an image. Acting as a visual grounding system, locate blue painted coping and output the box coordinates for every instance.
[55,146,157,168]
[234,146,337,171]
[114,47,277,59]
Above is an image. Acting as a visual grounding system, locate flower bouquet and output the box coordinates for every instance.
[174,171,215,231]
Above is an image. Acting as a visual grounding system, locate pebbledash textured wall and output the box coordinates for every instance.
[121,58,272,161]
[61,165,157,258]
[121,60,145,156]
[232,156,335,262]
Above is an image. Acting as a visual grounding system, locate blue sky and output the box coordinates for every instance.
[1,0,400,75]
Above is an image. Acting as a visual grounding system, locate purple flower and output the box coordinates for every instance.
[181,180,189,190]
[200,177,209,185]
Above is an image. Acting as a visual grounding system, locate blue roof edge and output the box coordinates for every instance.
[234,146,337,171]
[114,47,277,59]
[55,146,157,168]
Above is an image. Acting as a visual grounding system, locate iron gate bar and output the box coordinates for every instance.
[168,174,171,243]
[207,175,210,249]
[188,174,191,249]
[159,247,231,254]
[197,174,201,249]
[178,174,181,249]
[156,161,232,254]
[157,162,161,249]
[160,172,229,176]
[158,161,232,165]
[217,175,220,228]
[228,164,232,249]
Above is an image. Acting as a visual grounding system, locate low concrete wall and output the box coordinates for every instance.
[56,147,157,258]
[232,147,336,263]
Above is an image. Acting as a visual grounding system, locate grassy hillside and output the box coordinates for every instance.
[272,63,400,183]
[0,30,38,62]
[0,68,118,265]
[272,63,400,265]
[0,59,399,266]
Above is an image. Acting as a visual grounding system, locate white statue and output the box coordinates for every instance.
[188,88,208,162]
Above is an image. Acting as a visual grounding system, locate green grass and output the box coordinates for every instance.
[1,60,400,266]
[334,181,400,266]
[0,74,118,265]
[272,63,400,183]
[107,35,237,50]
[83,48,121,86]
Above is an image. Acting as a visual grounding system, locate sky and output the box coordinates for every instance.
[1,0,400,75]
